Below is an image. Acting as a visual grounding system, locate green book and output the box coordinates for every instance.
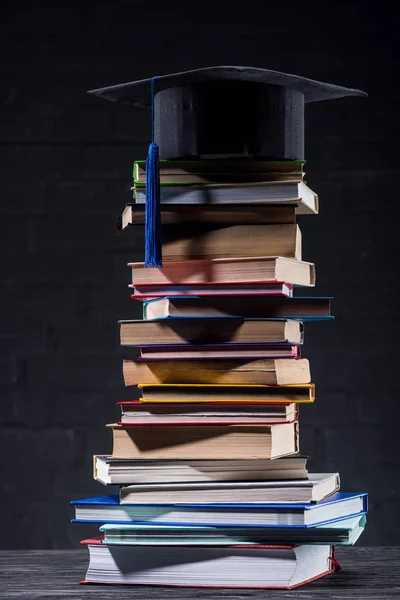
[99,516,366,546]
[133,159,306,186]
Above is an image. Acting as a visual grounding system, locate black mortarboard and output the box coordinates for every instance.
[88,66,366,266]
[89,66,366,161]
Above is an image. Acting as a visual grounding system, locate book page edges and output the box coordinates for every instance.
[310,264,316,286]
[93,455,98,480]
[294,422,299,453]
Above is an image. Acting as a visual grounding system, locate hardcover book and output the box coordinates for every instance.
[108,421,300,460]
[122,358,311,386]
[99,514,366,546]
[119,318,304,346]
[80,541,335,588]
[72,492,368,528]
[128,256,316,287]
[143,296,332,320]
[92,455,309,485]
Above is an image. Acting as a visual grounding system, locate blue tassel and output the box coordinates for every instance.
[145,142,162,267]
[144,77,162,268]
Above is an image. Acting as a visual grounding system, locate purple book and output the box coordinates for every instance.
[139,343,301,361]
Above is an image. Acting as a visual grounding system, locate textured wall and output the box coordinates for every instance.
[1,0,399,548]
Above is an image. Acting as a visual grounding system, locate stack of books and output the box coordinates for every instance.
[72,159,368,589]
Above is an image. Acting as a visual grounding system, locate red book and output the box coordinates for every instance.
[117,400,299,426]
[79,539,337,589]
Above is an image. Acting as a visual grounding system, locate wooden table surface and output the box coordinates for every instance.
[0,547,398,599]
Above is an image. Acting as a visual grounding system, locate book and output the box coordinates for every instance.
[119,474,339,504]
[108,422,299,460]
[93,455,309,485]
[139,343,301,360]
[99,514,366,546]
[122,358,310,386]
[133,159,305,183]
[144,296,332,320]
[120,204,297,229]
[160,224,302,261]
[132,282,294,299]
[133,181,318,215]
[118,401,298,425]
[128,256,316,287]
[71,492,368,527]
[136,171,304,184]
[81,541,335,588]
[120,318,303,346]
[137,383,315,404]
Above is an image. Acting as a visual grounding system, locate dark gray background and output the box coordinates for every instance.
[1,0,398,548]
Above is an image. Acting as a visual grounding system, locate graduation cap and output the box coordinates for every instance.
[88,66,366,267]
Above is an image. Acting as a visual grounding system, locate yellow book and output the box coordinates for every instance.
[137,383,315,404]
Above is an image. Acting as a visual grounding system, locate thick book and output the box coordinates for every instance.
[107,421,299,460]
[117,401,298,425]
[160,224,302,261]
[133,181,318,215]
[71,491,368,528]
[131,282,293,299]
[137,383,315,404]
[119,474,339,505]
[144,296,332,320]
[120,204,297,229]
[119,318,303,346]
[99,514,365,546]
[93,455,308,485]
[139,343,301,360]
[128,256,315,287]
[81,541,335,588]
[122,358,311,386]
[134,158,305,183]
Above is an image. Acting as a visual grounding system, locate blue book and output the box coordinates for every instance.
[71,491,368,528]
[143,296,334,322]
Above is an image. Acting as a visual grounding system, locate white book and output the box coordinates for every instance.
[93,455,308,485]
[119,473,340,504]
[83,543,334,588]
[134,181,318,215]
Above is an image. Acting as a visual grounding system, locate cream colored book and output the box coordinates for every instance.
[119,473,340,504]
[119,318,303,346]
[161,224,302,261]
